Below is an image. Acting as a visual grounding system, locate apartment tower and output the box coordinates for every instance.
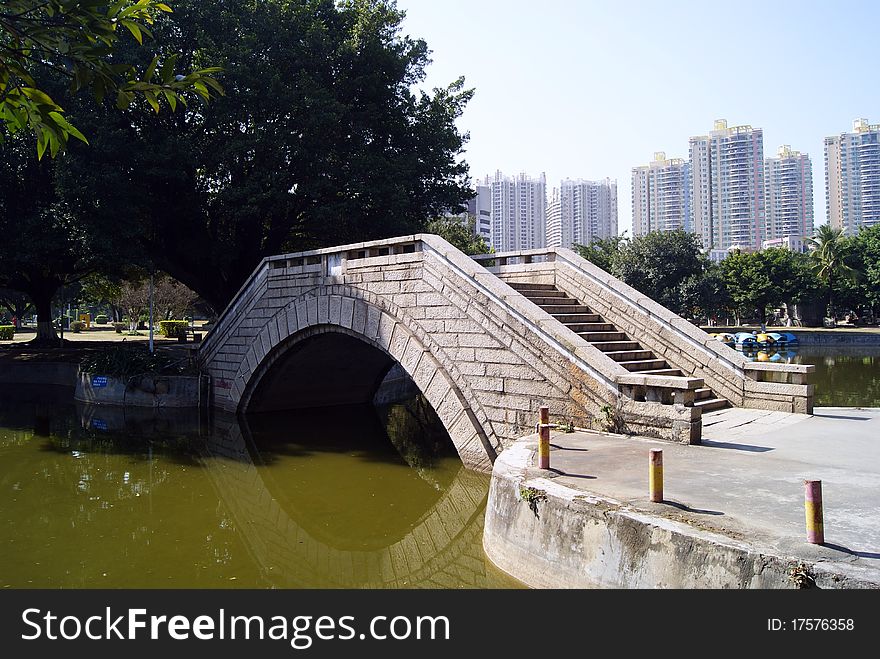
[824,118,880,234]
[631,152,691,237]
[546,178,617,248]
[482,171,547,252]
[764,145,814,242]
[690,119,765,251]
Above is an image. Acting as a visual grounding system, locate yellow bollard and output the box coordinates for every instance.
[804,480,824,544]
[649,449,663,502]
[538,406,550,469]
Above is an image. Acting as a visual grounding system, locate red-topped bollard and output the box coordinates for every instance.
[804,480,824,544]
[538,406,550,469]
[649,449,663,502]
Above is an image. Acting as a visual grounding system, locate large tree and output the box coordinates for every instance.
[0,108,136,343]
[60,0,474,313]
[573,234,628,274]
[610,230,708,317]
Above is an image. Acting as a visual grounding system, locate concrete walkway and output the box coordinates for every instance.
[491,407,880,587]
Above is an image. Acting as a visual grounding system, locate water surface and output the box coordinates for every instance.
[0,386,520,589]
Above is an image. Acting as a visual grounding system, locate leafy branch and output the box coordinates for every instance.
[0,0,223,158]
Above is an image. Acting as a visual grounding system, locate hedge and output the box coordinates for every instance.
[113,322,126,334]
[70,320,85,333]
[159,320,189,338]
[0,325,14,340]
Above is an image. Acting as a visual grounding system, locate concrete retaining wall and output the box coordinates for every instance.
[0,361,78,387]
[483,438,879,589]
[74,371,208,408]
[780,332,880,347]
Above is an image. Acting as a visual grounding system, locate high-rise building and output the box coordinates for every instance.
[481,171,546,252]
[471,183,492,243]
[546,178,617,248]
[764,145,813,242]
[631,152,691,237]
[545,189,563,248]
[824,118,880,234]
[690,119,765,251]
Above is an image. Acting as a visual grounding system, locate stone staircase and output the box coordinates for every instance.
[506,281,729,412]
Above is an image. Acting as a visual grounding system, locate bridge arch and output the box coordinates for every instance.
[230,286,499,471]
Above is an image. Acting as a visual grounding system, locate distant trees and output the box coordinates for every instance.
[426,216,491,256]
[575,230,714,318]
[574,226,877,327]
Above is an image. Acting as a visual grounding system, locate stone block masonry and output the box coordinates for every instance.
[199,236,744,471]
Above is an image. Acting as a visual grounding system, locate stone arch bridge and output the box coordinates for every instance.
[199,235,813,472]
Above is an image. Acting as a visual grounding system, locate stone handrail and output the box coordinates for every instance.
[201,235,704,443]
[474,247,814,413]
[200,234,426,362]
[418,236,704,402]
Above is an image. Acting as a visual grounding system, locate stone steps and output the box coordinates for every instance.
[507,279,731,413]
[601,349,656,362]
[618,359,669,372]
[592,340,642,352]
[639,368,685,376]
[507,282,556,291]
[528,297,582,306]
[551,313,604,324]
[578,331,631,342]
[541,305,593,315]
[695,397,729,412]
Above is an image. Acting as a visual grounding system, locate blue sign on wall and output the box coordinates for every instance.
[91,375,108,388]
[92,419,108,431]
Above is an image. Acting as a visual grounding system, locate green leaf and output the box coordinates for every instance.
[143,55,160,82]
[120,20,144,44]
[48,112,89,144]
[162,89,178,111]
[116,90,133,110]
[20,88,61,109]
[159,53,179,83]
[143,90,160,113]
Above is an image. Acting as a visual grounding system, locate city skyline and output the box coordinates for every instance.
[395,0,880,237]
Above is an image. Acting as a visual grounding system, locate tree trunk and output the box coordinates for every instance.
[33,292,59,344]
[12,300,28,328]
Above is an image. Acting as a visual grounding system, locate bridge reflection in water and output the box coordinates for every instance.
[66,388,517,588]
[205,402,514,588]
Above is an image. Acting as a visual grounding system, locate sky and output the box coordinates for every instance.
[395,0,880,236]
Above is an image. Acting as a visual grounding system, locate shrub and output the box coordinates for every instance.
[94,315,109,324]
[79,345,196,377]
[0,325,14,340]
[113,322,126,334]
[70,320,86,333]
[159,320,189,338]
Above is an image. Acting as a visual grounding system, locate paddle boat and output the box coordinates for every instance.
[767,331,799,346]
[710,332,735,346]
[734,331,758,347]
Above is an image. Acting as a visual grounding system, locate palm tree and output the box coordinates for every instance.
[806,224,858,320]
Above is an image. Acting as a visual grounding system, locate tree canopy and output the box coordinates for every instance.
[426,216,491,256]
[55,0,474,312]
[0,0,221,157]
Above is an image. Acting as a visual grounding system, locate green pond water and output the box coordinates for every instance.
[1,346,876,589]
[737,345,880,407]
[0,386,521,589]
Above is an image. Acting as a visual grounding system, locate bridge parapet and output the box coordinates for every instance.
[473,247,814,415]
[200,235,709,471]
